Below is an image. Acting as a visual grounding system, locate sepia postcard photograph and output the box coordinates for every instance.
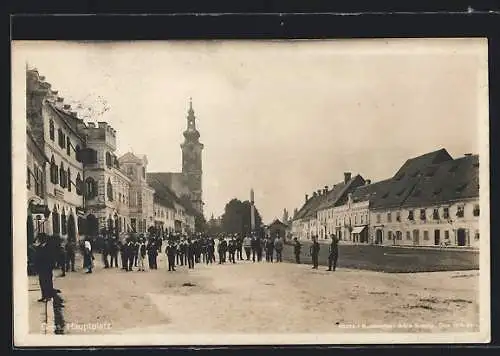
[12,38,490,346]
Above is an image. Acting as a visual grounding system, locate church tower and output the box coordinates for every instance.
[181,98,204,214]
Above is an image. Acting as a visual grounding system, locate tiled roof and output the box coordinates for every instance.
[147,173,199,217]
[351,179,393,204]
[370,148,454,210]
[269,219,288,227]
[293,193,325,221]
[317,174,366,210]
[146,175,179,209]
[401,154,479,208]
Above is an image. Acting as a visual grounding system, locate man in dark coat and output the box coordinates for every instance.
[266,237,274,263]
[228,237,236,264]
[147,238,158,269]
[256,237,263,262]
[187,239,195,269]
[102,236,110,269]
[236,235,243,261]
[293,237,302,264]
[65,239,76,272]
[166,240,177,271]
[109,237,119,268]
[35,234,56,302]
[218,237,227,264]
[310,236,320,269]
[120,239,128,270]
[327,234,339,271]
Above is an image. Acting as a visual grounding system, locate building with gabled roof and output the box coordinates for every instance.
[371,152,479,248]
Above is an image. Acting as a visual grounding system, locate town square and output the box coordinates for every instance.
[15,39,487,344]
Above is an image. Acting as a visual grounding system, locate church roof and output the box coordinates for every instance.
[118,152,144,163]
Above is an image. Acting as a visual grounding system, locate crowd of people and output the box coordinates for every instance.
[31,230,340,303]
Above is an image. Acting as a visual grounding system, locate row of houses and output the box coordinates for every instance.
[291,148,480,248]
[26,68,196,246]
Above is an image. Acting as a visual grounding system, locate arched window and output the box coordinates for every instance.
[52,208,60,235]
[67,167,72,192]
[105,152,112,168]
[58,128,65,148]
[61,209,67,235]
[66,137,71,156]
[107,178,113,201]
[85,177,97,199]
[75,145,81,162]
[50,156,59,184]
[59,162,66,188]
[76,173,83,195]
[49,120,55,141]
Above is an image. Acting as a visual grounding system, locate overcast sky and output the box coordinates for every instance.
[16,39,486,223]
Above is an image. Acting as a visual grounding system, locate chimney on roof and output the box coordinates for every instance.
[63,104,71,110]
[344,172,352,184]
[317,189,322,196]
[324,185,329,195]
[365,179,371,185]
[313,191,317,197]
[305,194,309,203]
[464,153,472,156]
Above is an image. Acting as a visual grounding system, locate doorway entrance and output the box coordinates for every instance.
[434,229,440,246]
[457,228,467,246]
[86,214,99,237]
[413,229,420,246]
[375,229,383,244]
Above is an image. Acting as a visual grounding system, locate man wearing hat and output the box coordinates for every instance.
[165,240,177,271]
[327,234,339,271]
[34,233,56,302]
[293,237,302,264]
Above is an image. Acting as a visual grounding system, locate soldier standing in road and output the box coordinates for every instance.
[187,239,195,269]
[228,237,237,264]
[147,238,158,269]
[102,236,110,269]
[236,235,243,261]
[293,237,302,264]
[250,235,258,262]
[243,235,252,261]
[257,236,263,262]
[274,235,284,263]
[266,237,274,263]
[109,237,119,268]
[166,240,177,271]
[207,237,215,264]
[120,238,128,270]
[327,234,339,271]
[310,236,320,269]
[218,237,227,264]
[65,239,76,272]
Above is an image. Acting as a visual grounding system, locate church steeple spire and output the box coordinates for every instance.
[184,97,200,142]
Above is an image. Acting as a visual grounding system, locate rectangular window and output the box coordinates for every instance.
[388,231,392,240]
[475,231,480,240]
[473,204,480,217]
[387,212,392,222]
[433,208,439,220]
[376,214,381,223]
[456,206,465,218]
[444,230,450,240]
[420,209,426,220]
[406,231,411,240]
[408,210,414,221]
[396,212,401,222]
[66,137,71,156]
[35,168,43,197]
[443,207,450,219]
[423,231,429,240]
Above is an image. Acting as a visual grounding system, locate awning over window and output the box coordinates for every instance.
[351,226,367,234]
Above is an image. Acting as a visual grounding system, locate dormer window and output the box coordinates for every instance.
[408,210,414,221]
[420,209,426,220]
[443,207,450,219]
[456,206,465,218]
[433,208,439,220]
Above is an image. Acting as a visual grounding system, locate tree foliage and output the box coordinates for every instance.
[221,198,263,235]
